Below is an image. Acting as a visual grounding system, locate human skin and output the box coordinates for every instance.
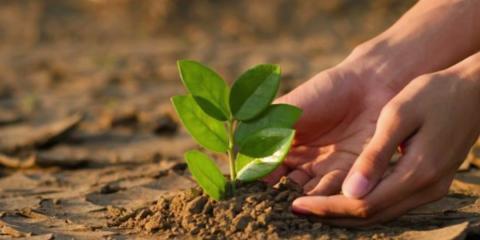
[264,0,480,225]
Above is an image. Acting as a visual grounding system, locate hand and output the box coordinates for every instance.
[291,58,480,226]
[264,0,480,193]
[264,61,398,196]
[265,0,480,226]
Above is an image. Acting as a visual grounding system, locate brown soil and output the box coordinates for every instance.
[109,177,325,239]
[106,174,480,240]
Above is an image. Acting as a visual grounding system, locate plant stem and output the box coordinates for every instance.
[227,120,236,194]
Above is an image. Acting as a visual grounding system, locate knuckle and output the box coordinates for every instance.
[359,151,379,168]
[381,102,400,117]
[415,73,438,84]
[433,182,450,198]
[416,74,432,82]
[423,183,450,205]
[422,160,442,180]
[414,169,437,187]
[360,153,386,175]
[411,74,437,90]
[354,201,374,218]
[401,155,438,188]
[382,101,407,118]
[301,162,314,177]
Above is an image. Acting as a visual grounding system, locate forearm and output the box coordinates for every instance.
[345,0,480,92]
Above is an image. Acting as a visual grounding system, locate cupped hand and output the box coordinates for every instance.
[291,64,480,226]
[264,62,397,196]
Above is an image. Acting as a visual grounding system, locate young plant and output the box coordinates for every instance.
[171,60,302,200]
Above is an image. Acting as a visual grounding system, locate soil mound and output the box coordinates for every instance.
[109,177,327,239]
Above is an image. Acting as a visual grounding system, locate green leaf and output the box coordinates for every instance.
[237,127,295,162]
[235,104,302,147]
[171,95,228,152]
[177,60,230,121]
[230,64,281,121]
[236,128,295,182]
[185,150,227,200]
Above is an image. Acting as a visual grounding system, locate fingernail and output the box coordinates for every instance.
[291,199,312,215]
[343,172,370,198]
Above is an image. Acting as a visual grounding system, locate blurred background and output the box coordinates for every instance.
[0,0,422,167]
[0,0,416,123]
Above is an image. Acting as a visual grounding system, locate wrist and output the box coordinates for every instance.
[340,36,421,93]
[441,52,480,101]
[448,52,480,100]
[339,0,480,94]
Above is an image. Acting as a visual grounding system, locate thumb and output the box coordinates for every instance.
[342,104,419,199]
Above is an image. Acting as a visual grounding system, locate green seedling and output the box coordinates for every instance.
[171,60,302,200]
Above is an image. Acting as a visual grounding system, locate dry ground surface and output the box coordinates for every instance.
[0,0,479,239]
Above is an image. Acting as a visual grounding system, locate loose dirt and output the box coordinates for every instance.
[109,177,328,239]
[106,173,480,240]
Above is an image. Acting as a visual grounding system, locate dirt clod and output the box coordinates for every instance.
[232,213,252,231]
[153,115,178,136]
[186,196,208,214]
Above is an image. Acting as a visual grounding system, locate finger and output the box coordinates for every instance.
[342,102,420,198]
[360,127,441,214]
[309,151,357,177]
[305,169,347,196]
[262,165,289,185]
[321,176,452,227]
[303,175,322,193]
[291,171,448,219]
[292,151,355,191]
[292,194,363,217]
[287,169,311,186]
[284,146,323,169]
[291,129,429,218]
